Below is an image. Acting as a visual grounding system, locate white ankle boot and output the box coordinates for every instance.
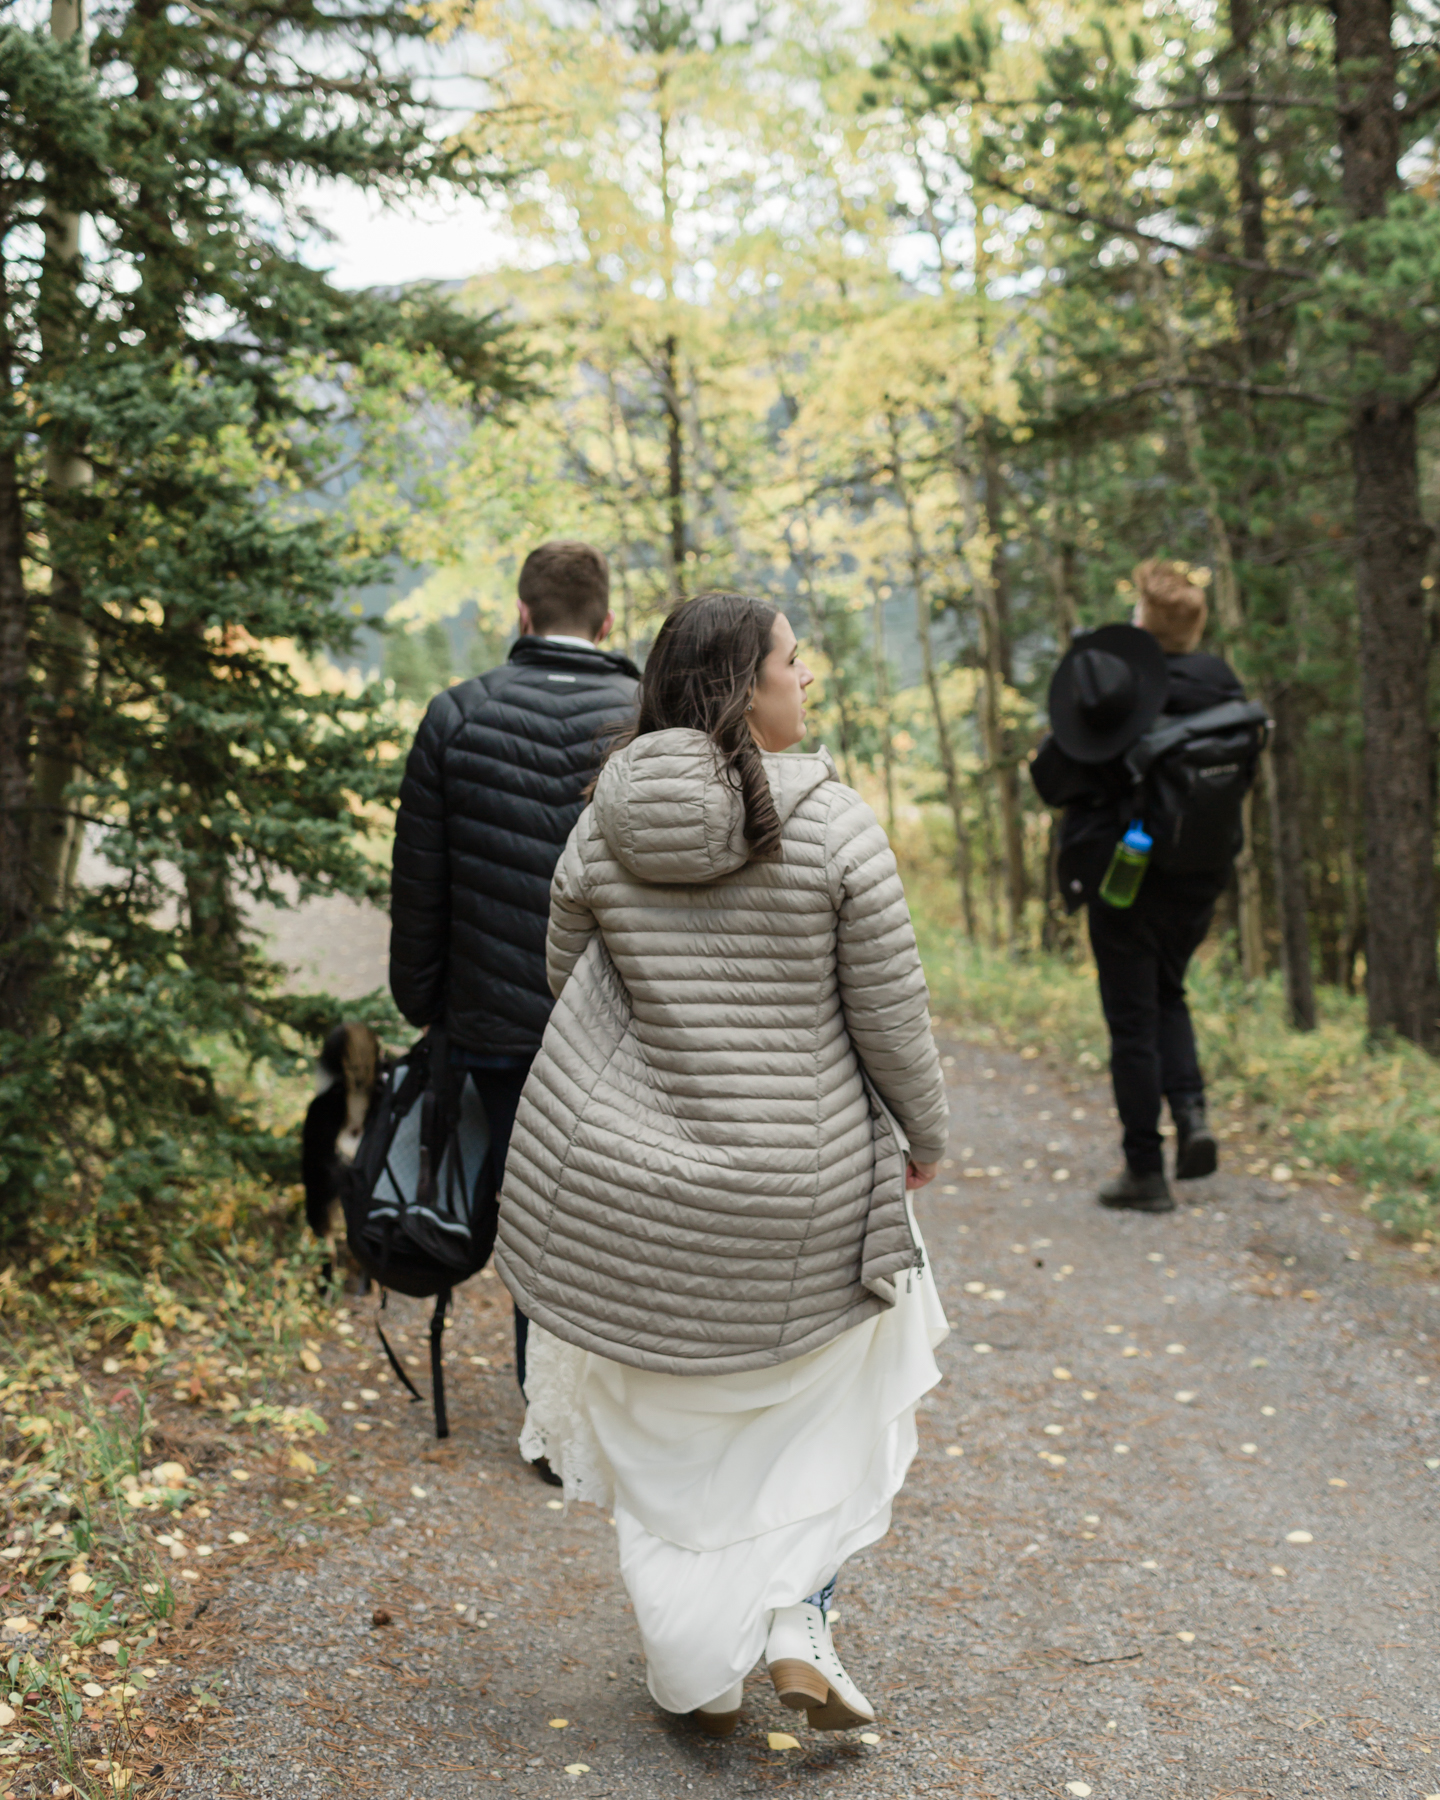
[692,1677,744,1738]
[765,1602,875,1730]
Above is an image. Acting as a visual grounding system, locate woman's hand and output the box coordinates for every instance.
[905,1158,939,1190]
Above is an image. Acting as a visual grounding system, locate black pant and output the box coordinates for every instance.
[453,1056,533,1392]
[1087,882,1216,1175]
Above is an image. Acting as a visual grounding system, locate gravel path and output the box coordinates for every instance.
[167,1033,1439,1800]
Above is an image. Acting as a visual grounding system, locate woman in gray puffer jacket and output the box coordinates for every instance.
[497,593,950,1738]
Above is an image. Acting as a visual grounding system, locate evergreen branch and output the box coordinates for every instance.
[226,18,280,84]
[1127,90,1336,114]
[1059,374,1342,415]
[1400,81,1440,121]
[1241,284,1322,328]
[980,173,1315,282]
[1411,357,1440,411]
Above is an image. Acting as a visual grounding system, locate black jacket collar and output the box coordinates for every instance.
[509,635,640,681]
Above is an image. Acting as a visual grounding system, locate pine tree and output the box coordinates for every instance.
[0,1,525,1244]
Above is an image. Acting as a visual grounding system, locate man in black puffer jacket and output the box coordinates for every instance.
[390,541,639,1419]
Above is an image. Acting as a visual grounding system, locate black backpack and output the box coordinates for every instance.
[340,1031,499,1437]
[1123,699,1270,875]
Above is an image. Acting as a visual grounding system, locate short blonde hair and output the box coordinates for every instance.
[1134,559,1207,653]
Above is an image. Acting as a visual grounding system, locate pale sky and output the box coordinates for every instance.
[295,26,512,291]
[301,182,508,290]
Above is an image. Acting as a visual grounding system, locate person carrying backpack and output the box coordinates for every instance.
[1030,560,1266,1215]
[388,541,640,1440]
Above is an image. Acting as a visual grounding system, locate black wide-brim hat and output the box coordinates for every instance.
[1047,623,1168,763]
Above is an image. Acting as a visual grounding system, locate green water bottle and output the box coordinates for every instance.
[1098,821,1152,909]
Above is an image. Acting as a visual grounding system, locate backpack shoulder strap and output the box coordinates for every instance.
[1124,700,1270,782]
[373,1287,453,1439]
[429,1289,452,1441]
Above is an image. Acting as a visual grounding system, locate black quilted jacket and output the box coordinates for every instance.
[389,637,640,1053]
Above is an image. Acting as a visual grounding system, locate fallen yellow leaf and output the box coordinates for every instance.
[288,1449,318,1475]
[767,1732,801,1750]
[300,1349,322,1373]
[549,1717,568,1728]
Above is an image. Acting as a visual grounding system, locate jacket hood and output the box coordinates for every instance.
[591,727,835,884]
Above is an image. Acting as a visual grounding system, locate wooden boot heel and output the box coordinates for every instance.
[768,1658,829,1711]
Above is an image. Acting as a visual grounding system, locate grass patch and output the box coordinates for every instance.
[1,1214,345,1795]
[910,871,1440,1245]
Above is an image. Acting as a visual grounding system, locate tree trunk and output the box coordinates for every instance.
[979,427,1026,945]
[1254,684,1313,1021]
[871,585,897,837]
[662,333,684,599]
[186,856,238,947]
[30,0,92,914]
[890,418,976,937]
[1333,0,1439,1045]
[1042,348,1080,647]
[1151,273,1267,982]
[1263,685,1317,1029]
[949,401,1022,944]
[0,265,30,1030]
[791,502,859,785]
[1224,0,1318,1022]
[1350,402,1436,1040]
[808,594,859,788]
[1341,749,1365,995]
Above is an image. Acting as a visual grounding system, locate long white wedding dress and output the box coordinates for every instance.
[519,1221,949,1714]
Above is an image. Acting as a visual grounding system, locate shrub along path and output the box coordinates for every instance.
[162,1035,1438,1800]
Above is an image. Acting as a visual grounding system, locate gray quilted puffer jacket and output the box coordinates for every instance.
[494,727,949,1374]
